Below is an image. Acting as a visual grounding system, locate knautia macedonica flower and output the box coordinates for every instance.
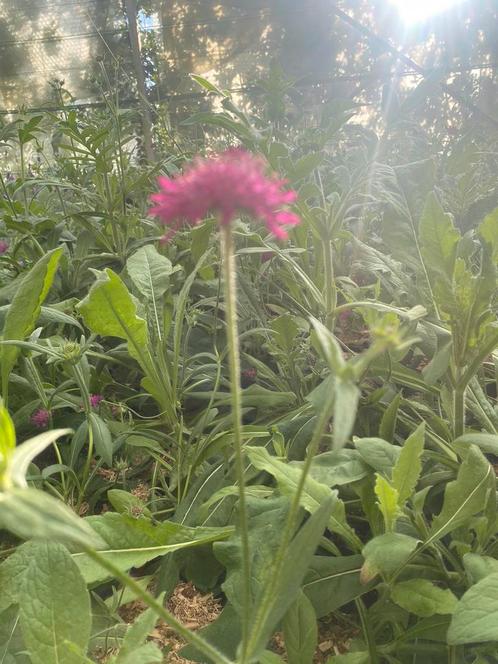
[150,149,300,240]
[89,394,104,409]
[0,240,8,255]
[30,408,50,429]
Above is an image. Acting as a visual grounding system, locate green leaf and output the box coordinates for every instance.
[453,433,498,456]
[271,314,299,353]
[10,428,72,488]
[19,541,91,664]
[126,245,173,301]
[391,579,457,617]
[448,572,498,645]
[0,605,28,663]
[246,447,360,549]
[254,497,334,657]
[418,192,460,313]
[429,445,492,543]
[1,248,62,398]
[107,489,151,519]
[0,488,102,547]
[361,533,419,582]
[310,317,345,372]
[354,438,400,475]
[88,412,113,466]
[463,553,498,584]
[379,391,402,442]
[296,450,369,487]
[283,590,317,664]
[77,269,149,366]
[374,474,399,532]
[303,555,370,618]
[74,512,233,585]
[392,422,425,505]
[333,379,361,449]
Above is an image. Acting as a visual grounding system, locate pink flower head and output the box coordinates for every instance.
[0,240,8,255]
[90,394,104,409]
[150,149,300,241]
[31,408,50,429]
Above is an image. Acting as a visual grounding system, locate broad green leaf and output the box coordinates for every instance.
[1,248,62,398]
[303,555,370,618]
[126,245,173,300]
[77,269,149,366]
[392,422,425,505]
[391,579,457,617]
[399,614,451,643]
[19,541,91,664]
[361,533,419,582]
[283,590,317,664]
[429,445,492,543]
[463,553,498,584]
[0,488,102,547]
[74,512,233,585]
[448,572,498,645]
[374,474,399,532]
[214,498,289,619]
[247,447,361,549]
[295,449,369,487]
[354,438,400,474]
[453,433,498,456]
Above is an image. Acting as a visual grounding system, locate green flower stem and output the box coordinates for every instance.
[245,388,336,659]
[82,546,234,664]
[220,224,252,660]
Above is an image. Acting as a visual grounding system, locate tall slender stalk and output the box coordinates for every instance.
[220,225,251,660]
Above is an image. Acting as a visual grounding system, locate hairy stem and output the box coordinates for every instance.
[220,225,252,660]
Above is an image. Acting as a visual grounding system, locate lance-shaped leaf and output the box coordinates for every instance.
[428,445,492,543]
[74,512,234,585]
[1,248,62,398]
[247,446,361,549]
[392,422,425,505]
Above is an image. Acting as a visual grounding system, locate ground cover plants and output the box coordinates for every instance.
[0,72,498,664]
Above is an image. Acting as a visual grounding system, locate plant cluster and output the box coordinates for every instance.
[0,75,497,664]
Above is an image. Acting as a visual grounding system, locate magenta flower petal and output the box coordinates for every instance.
[149,149,300,240]
[0,240,8,255]
[30,408,50,429]
[89,394,104,409]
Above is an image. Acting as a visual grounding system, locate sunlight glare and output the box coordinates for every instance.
[390,0,464,23]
